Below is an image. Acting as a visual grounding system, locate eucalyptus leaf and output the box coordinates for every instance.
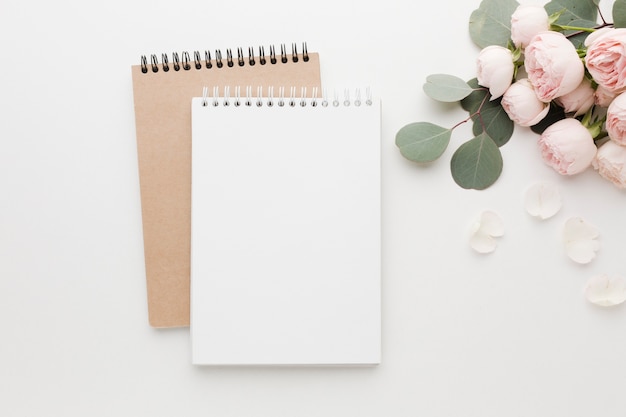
[469,0,520,48]
[545,0,597,25]
[450,133,503,190]
[423,74,473,102]
[396,122,452,163]
[614,0,626,28]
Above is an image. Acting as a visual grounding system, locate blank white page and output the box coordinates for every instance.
[191,92,381,365]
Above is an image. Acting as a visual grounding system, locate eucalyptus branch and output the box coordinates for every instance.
[597,2,608,25]
[452,90,490,131]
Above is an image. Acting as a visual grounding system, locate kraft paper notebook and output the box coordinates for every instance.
[131,43,321,328]
[190,88,381,365]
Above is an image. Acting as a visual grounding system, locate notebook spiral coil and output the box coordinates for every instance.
[141,42,309,74]
[201,86,373,108]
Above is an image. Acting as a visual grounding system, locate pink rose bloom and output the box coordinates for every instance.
[510,4,550,48]
[476,45,514,100]
[538,118,597,175]
[525,31,585,102]
[606,92,626,145]
[555,78,595,116]
[595,84,618,107]
[501,78,549,126]
[592,140,626,188]
[585,28,626,93]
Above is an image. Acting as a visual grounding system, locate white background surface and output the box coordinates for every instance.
[1,0,625,415]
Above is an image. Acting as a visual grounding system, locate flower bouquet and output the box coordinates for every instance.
[396,0,626,190]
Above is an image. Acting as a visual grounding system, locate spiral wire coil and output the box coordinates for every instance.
[141,42,309,74]
[201,86,373,108]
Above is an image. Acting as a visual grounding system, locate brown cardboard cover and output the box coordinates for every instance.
[131,50,321,327]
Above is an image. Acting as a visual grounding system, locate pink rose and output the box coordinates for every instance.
[584,27,614,46]
[538,118,597,175]
[555,78,595,116]
[501,78,549,126]
[476,45,514,100]
[524,31,585,102]
[595,84,618,107]
[510,4,550,48]
[585,28,626,93]
[592,140,626,188]
[606,92,626,145]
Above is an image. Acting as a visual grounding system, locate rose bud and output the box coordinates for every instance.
[476,45,515,100]
[538,118,597,175]
[525,31,585,102]
[510,4,550,49]
[595,84,618,107]
[592,140,626,189]
[555,78,595,116]
[501,78,550,126]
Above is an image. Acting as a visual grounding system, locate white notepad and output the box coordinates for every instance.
[190,88,381,365]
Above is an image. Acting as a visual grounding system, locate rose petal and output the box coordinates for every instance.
[470,211,504,253]
[470,233,498,253]
[478,210,504,236]
[563,217,600,264]
[524,181,562,219]
[584,274,626,307]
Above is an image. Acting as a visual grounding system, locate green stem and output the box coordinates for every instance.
[580,107,606,139]
[556,25,596,32]
[593,133,609,143]
[559,22,614,40]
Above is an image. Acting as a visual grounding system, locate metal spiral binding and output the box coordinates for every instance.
[140,42,309,74]
[200,87,373,108]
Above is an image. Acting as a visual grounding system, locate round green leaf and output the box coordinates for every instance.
[423,74,473,102]
[450,133,503,190]
[614,0,626,28]
[545,0,597,24]
[469,0,520,48]
[396,122,452,163]
[471,100,514,147]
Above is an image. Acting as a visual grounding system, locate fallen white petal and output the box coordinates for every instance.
[563,217,600,264]
[479,210,504,236]
[584,274,626,307]
[524,181,562,219]
[470,211,504,254]
[469,233,498,253]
